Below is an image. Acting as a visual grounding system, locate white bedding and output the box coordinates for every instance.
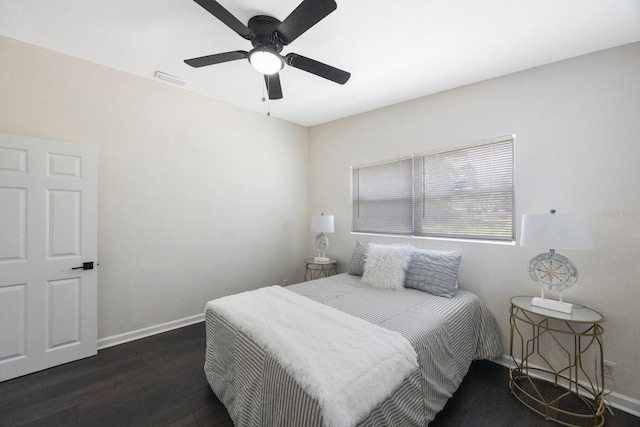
[205,285,418,427]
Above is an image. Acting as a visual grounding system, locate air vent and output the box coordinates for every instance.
[154,71,187,86]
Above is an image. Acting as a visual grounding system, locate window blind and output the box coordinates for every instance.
[352,158,413,235]
[352,137,514,241]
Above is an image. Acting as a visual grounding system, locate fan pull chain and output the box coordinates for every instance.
[262,78,267,102]
[262,78,271,117]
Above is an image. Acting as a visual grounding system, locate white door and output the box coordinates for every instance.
[0,133,97,382]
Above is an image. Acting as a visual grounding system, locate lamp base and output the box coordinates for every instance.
[531,296,573,314]
[313,256,330,263]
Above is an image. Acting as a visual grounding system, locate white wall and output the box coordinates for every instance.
[3,32,639,407]
[308,42,640,402]
[0,36,309,339]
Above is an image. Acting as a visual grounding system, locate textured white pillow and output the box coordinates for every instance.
[404,249,462,297]
[362,244,412,290]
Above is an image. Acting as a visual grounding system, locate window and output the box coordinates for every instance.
[351,136,514,241]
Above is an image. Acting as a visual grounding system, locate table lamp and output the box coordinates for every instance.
[311,213,334,262]
[520,209,593,313]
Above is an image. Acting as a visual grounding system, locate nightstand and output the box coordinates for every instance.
[304,258,338,281]
[509,296,605,426]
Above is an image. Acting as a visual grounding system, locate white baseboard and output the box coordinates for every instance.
[493,354,640,418]
[97,313,205,350]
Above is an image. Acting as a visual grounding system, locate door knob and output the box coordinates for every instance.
[72,262,94,270]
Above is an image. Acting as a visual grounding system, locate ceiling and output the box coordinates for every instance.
[1,1,639,127]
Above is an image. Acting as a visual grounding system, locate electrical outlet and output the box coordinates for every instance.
[604,360,616,380]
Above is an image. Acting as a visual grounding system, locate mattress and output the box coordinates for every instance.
[204,273,502,426]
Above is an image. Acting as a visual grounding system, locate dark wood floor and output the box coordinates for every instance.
[1,322,638,427]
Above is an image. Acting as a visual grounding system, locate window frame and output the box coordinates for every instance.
[351,135,515,243]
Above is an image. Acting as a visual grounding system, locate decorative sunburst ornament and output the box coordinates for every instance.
[528,250,578,290]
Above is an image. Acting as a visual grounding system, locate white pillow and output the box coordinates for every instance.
[362,244,412,290]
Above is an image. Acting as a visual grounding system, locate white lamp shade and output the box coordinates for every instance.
[311,214,335,233]
[520,213,593,250]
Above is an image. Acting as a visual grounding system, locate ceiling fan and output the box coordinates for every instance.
[184,0,351,100]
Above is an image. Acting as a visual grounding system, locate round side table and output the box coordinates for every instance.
[509,296,605,426]
[304,258,338,281]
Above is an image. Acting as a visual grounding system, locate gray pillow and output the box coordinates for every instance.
[348,241,369,276]
[404,250,461,298]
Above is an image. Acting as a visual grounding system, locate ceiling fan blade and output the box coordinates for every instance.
[184,50,248,67]
[264,73,283,100]
[193,0,251,39]
[285,53,350,84]
[276,0,337,45]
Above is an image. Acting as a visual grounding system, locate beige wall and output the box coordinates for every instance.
[0,36,309,338]
[309,42,640,402]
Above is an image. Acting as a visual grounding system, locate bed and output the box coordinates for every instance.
[204,245,502,427]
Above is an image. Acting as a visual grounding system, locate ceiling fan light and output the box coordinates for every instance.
[249,48,283,75]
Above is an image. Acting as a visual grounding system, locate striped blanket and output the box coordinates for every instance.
[204,273,502,426]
